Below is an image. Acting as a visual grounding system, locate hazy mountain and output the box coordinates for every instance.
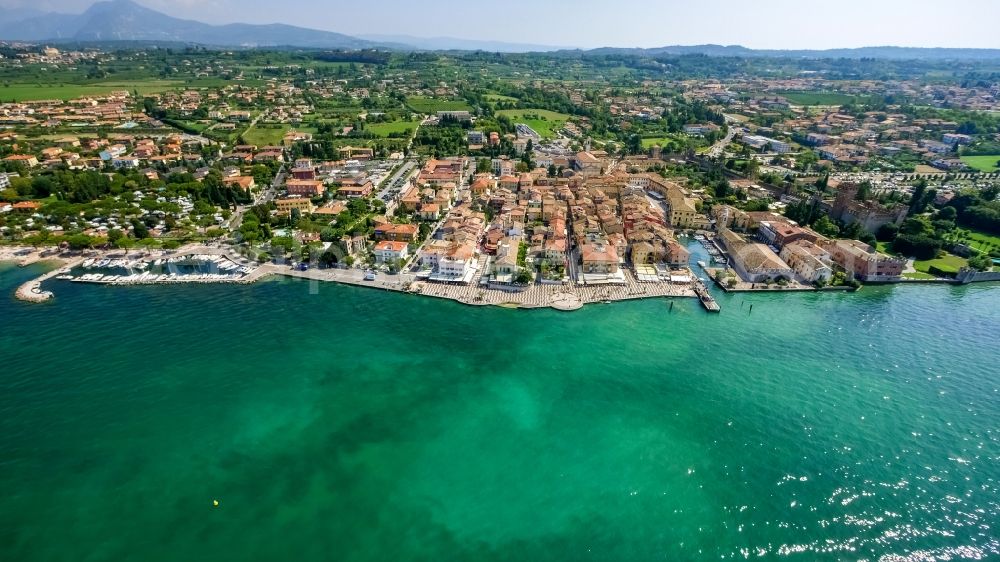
[358,34,569,53]
[3,7,48,23]
[579,44,1000,60]
[1,1,997,60]
[0,0,379,49]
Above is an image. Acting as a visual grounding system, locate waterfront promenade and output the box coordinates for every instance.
[266,263,696,310]
[6,244,697,311]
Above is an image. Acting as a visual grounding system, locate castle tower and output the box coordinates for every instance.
[832,182,858,222]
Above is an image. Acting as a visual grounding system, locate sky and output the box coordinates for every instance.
[2,0,999,50]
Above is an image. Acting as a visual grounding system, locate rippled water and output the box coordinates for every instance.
[1,260,998,561]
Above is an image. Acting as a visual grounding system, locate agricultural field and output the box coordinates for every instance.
[778,91,863,106]
[241,123,290,147]
[484,94,518,104]
[495,109,570,139]
[364,119,418,137]
[959,154,1000,173]
[0,80,187,101]
[405,97,471,113]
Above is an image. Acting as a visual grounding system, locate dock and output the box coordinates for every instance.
[694,282,721,313]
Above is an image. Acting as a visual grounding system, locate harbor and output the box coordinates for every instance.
[8,244,711,311]
[68,254,257,286]
[694,234,728,266]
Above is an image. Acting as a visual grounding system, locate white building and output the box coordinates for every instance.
[683,123,720,136]
[374,240,409,264]
[779,241,833,284]
[112,156,140,170]
[743,135,791,153]
[439,255,471,278]
[492,157,515,176]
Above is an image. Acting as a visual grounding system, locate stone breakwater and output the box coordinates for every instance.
[14,261,81,303]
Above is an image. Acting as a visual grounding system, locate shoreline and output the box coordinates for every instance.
[5,243,996,310]
[3,244,699,311]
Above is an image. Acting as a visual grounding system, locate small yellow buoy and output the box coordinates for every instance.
[213,499,219,507]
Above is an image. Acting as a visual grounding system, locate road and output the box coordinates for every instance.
[226,165,285,231]
[706,114,741,159]
[376,160,417,201]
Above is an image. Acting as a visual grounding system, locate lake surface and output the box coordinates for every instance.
[1,260,998,561]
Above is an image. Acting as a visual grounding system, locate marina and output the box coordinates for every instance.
[696,234,729,265]
[10,249,261,301]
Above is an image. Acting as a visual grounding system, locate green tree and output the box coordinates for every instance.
[65,233,96,250]
[812,215,840,237]
[936,206,957,221]
[967,253,992,271]
[114,235,135,254]
[131,219,150,239]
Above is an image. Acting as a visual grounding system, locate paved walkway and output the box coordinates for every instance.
[277,266,697,310]
[9,242,697,310]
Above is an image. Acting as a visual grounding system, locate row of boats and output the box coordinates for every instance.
[81,255,253,275]
[81,258,149,269]
[693,234,729,266]
[69,271,251,284]
[151,255,252,273]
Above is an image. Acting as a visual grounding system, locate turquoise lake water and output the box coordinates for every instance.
[1,259,998,561]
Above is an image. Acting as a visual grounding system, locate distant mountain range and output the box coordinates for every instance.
[0,0,382,50]
[577,44,1000,61]
[2,0,999,60]
[356,34,567,53]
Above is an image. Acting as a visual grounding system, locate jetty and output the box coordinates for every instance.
[694,282,721,313]
[14,260,81,303]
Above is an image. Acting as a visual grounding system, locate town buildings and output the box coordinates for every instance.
[819,239,905,282]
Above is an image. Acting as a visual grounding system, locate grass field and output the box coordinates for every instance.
[641,136,678,148]
[0,80,185,101]
[902,271,937,280]
[959,154,1000,173]
[485,94,518,103]
[406,97,471,113]
[241,123,290,147]
[913,253,968,276]
[951,228,1000,254]
[876,241,897,255]
[778,91,860,106]
[495,109,570,139]
[364,120,418,137]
